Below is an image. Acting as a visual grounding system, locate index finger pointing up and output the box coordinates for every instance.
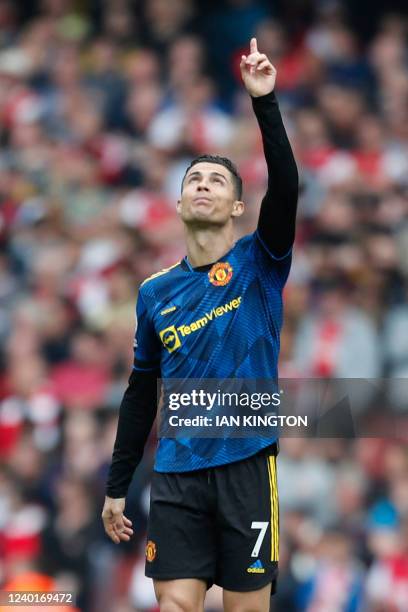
[250,37,258,54]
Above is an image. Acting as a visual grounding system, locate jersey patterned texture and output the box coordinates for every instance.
[135,231,291,472]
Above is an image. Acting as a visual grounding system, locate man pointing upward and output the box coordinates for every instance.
[103,37,298,612]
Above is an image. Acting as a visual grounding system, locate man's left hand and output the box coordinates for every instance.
[240,37,277,98]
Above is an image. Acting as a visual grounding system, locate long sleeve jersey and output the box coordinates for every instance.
[106,91,298,496]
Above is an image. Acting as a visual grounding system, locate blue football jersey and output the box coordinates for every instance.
[134,230,291,472]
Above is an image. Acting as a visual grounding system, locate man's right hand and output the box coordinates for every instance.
[102,496,134,544]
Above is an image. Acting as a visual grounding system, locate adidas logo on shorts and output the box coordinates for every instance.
[246,559,265,573]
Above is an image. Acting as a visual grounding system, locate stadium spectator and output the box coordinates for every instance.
[0,1,407,610]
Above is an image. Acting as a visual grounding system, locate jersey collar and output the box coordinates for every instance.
[181,241,237,273]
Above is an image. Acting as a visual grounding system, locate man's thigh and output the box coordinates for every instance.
[145,469,217,585]
[154,578,207,612]
[214,445,279,593]
[223,583,272,612]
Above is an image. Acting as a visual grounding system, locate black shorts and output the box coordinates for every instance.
[145,443,279,593]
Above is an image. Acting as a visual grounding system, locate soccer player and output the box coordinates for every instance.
[102,38,298,612]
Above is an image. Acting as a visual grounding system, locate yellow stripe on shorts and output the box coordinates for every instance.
[267,455,279,562]
[266,457,274,561]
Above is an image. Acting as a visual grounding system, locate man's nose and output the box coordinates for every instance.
[197,178,210,190]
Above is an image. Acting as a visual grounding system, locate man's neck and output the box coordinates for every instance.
[184,225,235,268]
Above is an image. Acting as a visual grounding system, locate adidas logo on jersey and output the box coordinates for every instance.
[246,559,265,574]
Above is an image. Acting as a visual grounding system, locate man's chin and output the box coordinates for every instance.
[183,210,223,227]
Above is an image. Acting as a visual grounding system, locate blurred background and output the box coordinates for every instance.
[0,0,407,610]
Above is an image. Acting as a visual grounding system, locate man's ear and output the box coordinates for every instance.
[232,200,245,217]
[176,199,182,214]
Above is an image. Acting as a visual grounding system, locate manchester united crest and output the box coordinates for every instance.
[208,262,233,286]
[145,540,157,562]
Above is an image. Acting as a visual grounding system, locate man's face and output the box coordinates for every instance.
[177,162,244,227]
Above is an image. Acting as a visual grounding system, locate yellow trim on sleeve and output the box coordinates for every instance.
[140,261,180,286]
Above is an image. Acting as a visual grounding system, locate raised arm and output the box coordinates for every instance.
[240,38,299,258]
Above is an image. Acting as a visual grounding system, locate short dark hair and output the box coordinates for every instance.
[181,154,243,200]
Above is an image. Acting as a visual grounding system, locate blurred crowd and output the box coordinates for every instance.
[0,0,407,610]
